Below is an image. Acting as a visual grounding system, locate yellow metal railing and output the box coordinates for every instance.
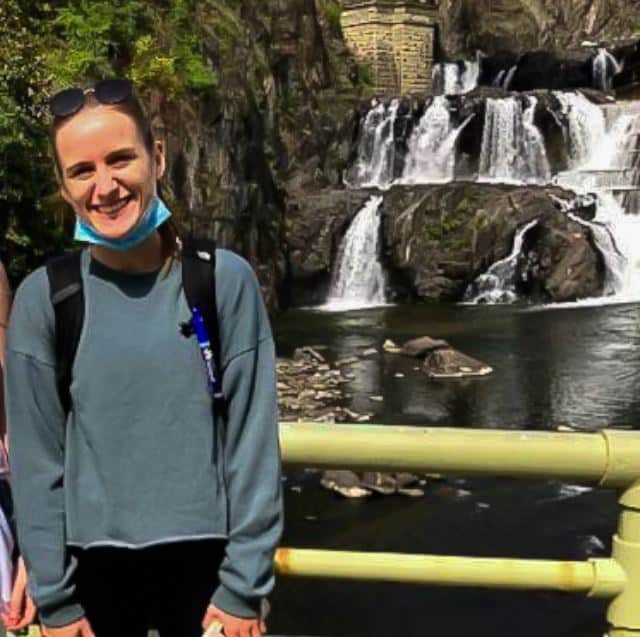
[277,423,640,637]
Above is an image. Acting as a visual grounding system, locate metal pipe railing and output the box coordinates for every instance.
[274,549,626,598]
[278,423,640,636]
[280,423,640,487]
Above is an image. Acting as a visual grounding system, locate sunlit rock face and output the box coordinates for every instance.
[437,0,639,57]
[157,0,362,311]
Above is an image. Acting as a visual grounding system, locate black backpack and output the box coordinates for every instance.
[45,237,223,415]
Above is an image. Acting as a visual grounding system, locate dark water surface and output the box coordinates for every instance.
[270,302,640,637]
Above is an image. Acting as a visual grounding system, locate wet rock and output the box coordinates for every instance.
[401,336,450,358]
[284,189,373,305]
[360,472,397,495]
[278,347,350,421]
[320,470,425,498]
[481,50,594,91]
[383,339,403,354]
[518,213,606,301]
[294,346,326,363]
[321,470,372,498]
[381,183,605,302]
[424,348,493,378]
[335,356,359,366]
[437,0,639,58]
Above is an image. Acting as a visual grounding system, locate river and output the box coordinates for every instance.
[270,301,640,637]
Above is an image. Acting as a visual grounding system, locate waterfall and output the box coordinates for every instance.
[553,92,606,168]
[567,210,624,296]
[400,97,472,183]
[554,94,640,301]
[322,196,387,311]
[432,60,479,95]
[351,99,400,188]
[463,219,539,304]
[503,65,518,90]
[479,97,550,184]
[492,70,506,87]
[593,48,622,91]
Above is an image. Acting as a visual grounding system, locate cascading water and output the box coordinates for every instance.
[463,219,540,304]
[479,97,550,184]
[492,70,506,87]
[340,80,640,308]
[351,99,400,188]
[554,93,640,301]
[502,65,518,90]
[400,97,472,184]
[322,196,387,311]
[593,48,622,91]
[432,60,479,95]
[554,92,606,168]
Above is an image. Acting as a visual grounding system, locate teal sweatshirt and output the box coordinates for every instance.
[5,249,283,627]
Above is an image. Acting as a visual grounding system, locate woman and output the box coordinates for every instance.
[6,79,282,637]
[0,259,13,614]
[1,260,38,634]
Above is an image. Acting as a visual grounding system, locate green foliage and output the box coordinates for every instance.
[0,0,70,284]
[355,63,373,86]
[48,0,143,83]
[322,0,342,33]
[0,0,222,284]
[47,0,216,94]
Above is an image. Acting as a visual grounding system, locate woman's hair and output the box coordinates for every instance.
[50,91,154,179]
[50,88,178,261]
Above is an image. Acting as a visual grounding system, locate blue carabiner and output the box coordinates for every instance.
[189,306,224,400]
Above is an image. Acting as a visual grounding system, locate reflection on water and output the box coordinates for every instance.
[272,303,638,637]
[276,302,640,429]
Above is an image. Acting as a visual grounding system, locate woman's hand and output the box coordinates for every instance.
[202,604,266,637]
[41,618,95,637]
[1,557,37,631]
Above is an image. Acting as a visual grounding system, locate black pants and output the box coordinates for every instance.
[73,539,225,637]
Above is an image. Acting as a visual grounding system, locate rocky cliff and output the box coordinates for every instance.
[438,0,640,57]
[156,0,362,310]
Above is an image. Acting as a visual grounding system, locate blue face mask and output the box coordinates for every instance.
[73,196,172,252]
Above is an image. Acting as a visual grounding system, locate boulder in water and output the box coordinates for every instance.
[320,470,425,498]
[380,182,605,303]
[401,336,450,357]
[320,470,372,498]
[423,348,493,379]
[383,339,403,354]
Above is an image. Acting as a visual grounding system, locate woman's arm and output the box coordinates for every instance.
[6,268,84,628]
[210,252,283,620]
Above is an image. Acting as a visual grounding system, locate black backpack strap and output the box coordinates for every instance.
[45,252,84,416]
[181,237,224,404]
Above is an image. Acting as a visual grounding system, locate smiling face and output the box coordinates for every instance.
[54,105,165,241]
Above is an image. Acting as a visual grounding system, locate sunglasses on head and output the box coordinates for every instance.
[49,79,133,119]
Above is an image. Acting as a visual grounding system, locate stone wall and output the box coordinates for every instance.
[340,0,437,94]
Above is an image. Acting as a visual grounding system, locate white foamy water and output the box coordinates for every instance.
[479,97,550,184]
[554,93,640,302]
[463,219,539,304]
[432,60,479,95]
[400,97,472,184]
[593,48,622,91]
[502,64,518,90]
[351,99,400,189]
[320,196,388,311]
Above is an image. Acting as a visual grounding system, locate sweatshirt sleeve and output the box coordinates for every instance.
[210,251,283,618]
[5,268,84,627]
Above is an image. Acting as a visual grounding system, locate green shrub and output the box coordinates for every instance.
[322,0,342,33]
